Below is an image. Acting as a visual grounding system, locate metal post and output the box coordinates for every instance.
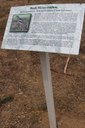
[40,52,57,128]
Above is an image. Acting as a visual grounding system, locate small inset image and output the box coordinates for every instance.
[10,14,32,32]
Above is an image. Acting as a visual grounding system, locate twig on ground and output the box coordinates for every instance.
[64,56,70,74]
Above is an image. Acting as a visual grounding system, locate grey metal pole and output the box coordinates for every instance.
[40,52,57,128]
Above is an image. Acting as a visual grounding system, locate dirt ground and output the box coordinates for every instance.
[0,0,85,128]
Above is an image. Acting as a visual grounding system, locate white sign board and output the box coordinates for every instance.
[1,4,84,55]
[82,4,85,12]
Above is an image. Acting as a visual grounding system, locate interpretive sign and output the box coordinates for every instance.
[1,4,85,128]
[1,4,84,55]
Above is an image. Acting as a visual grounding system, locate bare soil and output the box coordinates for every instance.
[0,0,85,128]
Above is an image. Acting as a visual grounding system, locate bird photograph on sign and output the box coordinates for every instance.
[10,14,32,32]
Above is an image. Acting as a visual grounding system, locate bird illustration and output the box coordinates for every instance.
[15,16,24,24]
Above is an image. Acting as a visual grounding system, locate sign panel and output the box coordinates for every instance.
[82,4,85,12]
[1,4,84,55]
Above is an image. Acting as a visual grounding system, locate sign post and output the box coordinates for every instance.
[1,4,84,128]
[40,52,57,128]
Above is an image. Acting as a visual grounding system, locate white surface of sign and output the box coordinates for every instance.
[1,4,84,55]
[82,4,85,12]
